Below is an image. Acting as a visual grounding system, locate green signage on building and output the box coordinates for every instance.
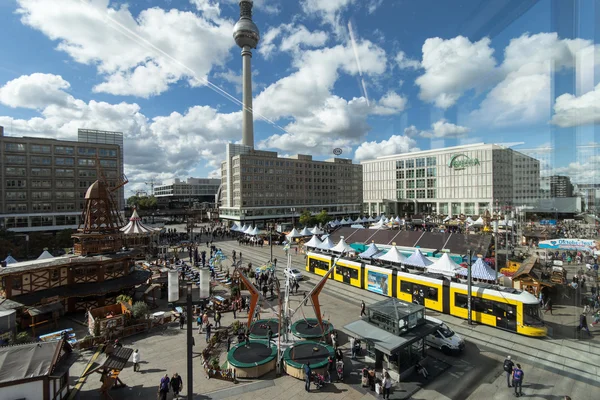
[447,154,480,170]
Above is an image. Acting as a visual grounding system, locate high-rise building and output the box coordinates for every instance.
[362,143,540,217]
[154,177,221,209]
[219,144,363,225]
[549,175,574,198]
[0,129,123,232]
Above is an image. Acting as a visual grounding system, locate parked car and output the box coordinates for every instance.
[285,268,303,281]
[425,316,465,355]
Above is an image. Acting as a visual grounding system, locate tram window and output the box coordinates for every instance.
[426,287,438,301]
[400,281,412,294]
[473,298,493,314]
[349,268,359,280]
[523,304,544,326]
[310,259,329,271]
[455,293,468,308]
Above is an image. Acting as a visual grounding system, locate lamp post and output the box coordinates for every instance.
[290,207,296,228]
[186,282,193,400]
[269,223,274,262]
[467,249,473,325]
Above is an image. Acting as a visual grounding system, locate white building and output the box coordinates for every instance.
[362,143,540,217]
[154,177,220,208]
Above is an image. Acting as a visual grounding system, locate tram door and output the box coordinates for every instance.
[494,302,517,331]
[308,259,315,273]
[442,279,451,314]
[342,268,351,284]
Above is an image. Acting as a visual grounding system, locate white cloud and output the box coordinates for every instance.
[16,0,234,98]
[406,119,470,139]
[220,0,281,15]
[366,0,384,14]
[190,0,221,20]
[551,83,600,128]
[258,25,283,58]
[371,92,407,115]
[470,33,600,127]
[301,0,353,29]
[354,135,419,161]
[416,36,498,108]
[0,73,72,109]
[395,51,420,70]
[258,24,328,58]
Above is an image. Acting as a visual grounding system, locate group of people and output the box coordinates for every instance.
[503,356,525,397]
[158,373,184,400]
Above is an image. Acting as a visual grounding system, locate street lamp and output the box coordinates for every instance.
[290,207,296,228]
[268,223,274,262]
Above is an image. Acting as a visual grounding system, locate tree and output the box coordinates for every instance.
[299,210,315,227]
[315,210,331,226]
[132,301,150,319]
[127,195,157,210]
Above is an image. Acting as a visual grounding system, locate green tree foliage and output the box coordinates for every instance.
[127,195,158,210]
[315,210,331,225]
[299,210,315,227]
[132,301,150,319]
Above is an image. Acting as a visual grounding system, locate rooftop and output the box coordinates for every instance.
[0,341,62,384]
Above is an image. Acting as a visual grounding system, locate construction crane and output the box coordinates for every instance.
[145,178,159,196]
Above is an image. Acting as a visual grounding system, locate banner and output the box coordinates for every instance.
[367,270,389,295]
[538,238,600,252]
[539,220,557,226]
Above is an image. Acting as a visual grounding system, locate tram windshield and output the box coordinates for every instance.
[523,304,545,326]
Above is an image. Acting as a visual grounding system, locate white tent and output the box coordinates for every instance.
[331,238,354,254]
[367,216,376,222]
[120,208,159,235]
[249,227,261,236]
[395,216,402,223]
[240,224,249,233]
[304,235,323,248]
[472,217,484,226]
[458,257,502,281]
[426,253,461,277]
[287,228,304,238]
[404,248,433,267]
[382,217,389,223]
[360,216,369,223]
[443,215,452,222]
[317,236,335,250]
[466,217,474,224]
[358,243,381,259]
[369,220,389,230]
[354,216,363,224]
[3,255,17,265]
[244,225,254,234]
[299,227,313,236]
[231,223,243,232]
[376,246,407,264]
[37,250,54,260]
[310,225,324,235]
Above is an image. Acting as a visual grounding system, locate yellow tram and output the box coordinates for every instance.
[306,251,547,337]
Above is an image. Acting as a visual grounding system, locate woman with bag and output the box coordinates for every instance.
[382,372,393,399]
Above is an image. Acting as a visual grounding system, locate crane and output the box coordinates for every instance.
[145,178,160,196]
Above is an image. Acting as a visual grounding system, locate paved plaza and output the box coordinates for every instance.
[67,236,600,400]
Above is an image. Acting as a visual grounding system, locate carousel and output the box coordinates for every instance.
[120,208,161,252]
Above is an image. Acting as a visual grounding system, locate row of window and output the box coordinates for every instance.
[454,293,516,318]
[398,189,437,199]
[395,168,436,179]
[5,143,118,157]
[4,155,118,168]
[395,157,437,169]
[5,203,78,213]
[6,191,78,200]
[5,167,115,178]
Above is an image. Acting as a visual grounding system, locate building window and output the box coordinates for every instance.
[100,159,117,168]
[78,169,97,178]
[55,157,75,166]
[31,180,51,188]
[417,189,426,199]
[78,158,96,166]
[406,170,414,179]
[99,148,117,157]
[406,190,415,199]
[6,192,27,200]
[6,203,27,213]
[31,168,51,176]
[396,170,404,179]
[396,190,404,200]
[406,159,415,168]
[30,144,51,153]
[78,147,97,156]
[396,160,404,169]
[416,168,425,178]
[5,155,26,164]
[5,143,26,152]
[56,192,75,200]
[55,169,75,177]
[427,189,436,198]
[416,179,426,188]
[32,191,52,200]
[464,203,475,215]
[56,180,75,188]
[54,146,74,155]
[427,157,436,166]
[396,180,404,189]
[427,178,436,187]
[427,167,436,177]
[6,179,26,188]
[30,156,51,165]
[6,167,26,176]
[416,158,425,167]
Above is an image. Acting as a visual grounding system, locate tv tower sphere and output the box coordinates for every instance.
[233,0,260,49]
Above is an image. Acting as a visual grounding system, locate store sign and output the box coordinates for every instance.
[447,154,480,170]
[538,238,600,252]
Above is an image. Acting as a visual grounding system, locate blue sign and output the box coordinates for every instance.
[538,238,599,252]
[540,220,557,225]
[367,270,389,295]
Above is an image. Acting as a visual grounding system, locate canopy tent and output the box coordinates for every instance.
[120,208,159,235]
[369,220,389,230]
[341,218,353,225]
[317,236,335,251]
[3,255,17,265]
[466,217,474,224]
[382,217,389,223]
[287,228,304,239]
[426,253,461,277]
[395,216,402,223]
[299,227,313,236]
[472,217,484,226]
[458,257,502,281]
[239,224,249,233]
[331,238,354,254]
[354,217,363,224]
[328,219,340,228]
[404,248,433,268]
[243,225,255,234]
[248,227,261,236]
[231,223,243,232]
[304,235,323,249]
[443,215,452,222]
[37,250,54,260]
[376,245,407,264]
[310,225,324,235]
[367,216,376,222]
[360,216,369,223]
[358,242,381,259]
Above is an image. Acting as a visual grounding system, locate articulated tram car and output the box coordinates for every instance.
[306,252,547,337]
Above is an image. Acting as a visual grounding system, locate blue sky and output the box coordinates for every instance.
[0,0,599,196]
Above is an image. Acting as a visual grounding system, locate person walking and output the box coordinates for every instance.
[232,303,237,319]
[267,326,273,348]
[544,298,553,314]
[170,373,183,399]
[578,313,592,337]
[158,374,170,400]
[512,363,524,397]
[503,355,514,387]
[227,336,232,351]
[303,362,312,392]
[360,301,366,317]
[205,323,212,343]
[330,332,337,349]
[382,371,393,399]
[179,313,186,330]
[132,349,140,372]
[214,311,221,328]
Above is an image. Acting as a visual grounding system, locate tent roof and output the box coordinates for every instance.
[120,211,159,234]
[358,243,381,259]
[376,246,407,264]
[304,235,323,248]
[317,236,335,250]
[4,255,18,264]
[299,227,313,236]
[457,257,502,280]
[473,217,484,226]
[426,253,461,277]
[249,227,261,236]
[331,238,354,253]
[0,341,62,384]
[404,248,433,267]
[37,250,54,260]
[287,228,304,238]
[310,225,324,235]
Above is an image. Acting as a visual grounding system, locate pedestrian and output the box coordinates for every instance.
[544,298,553,314]
[360,300,366,317]
[205,323,212,343]
[227,336,232,351]
[232,304,237,319]
[382,371,393,399]
[327,355,335,374]
[503,355,514,387]
[274,258,277,268]
[158,374,170,400]
[304,362,311,392]
[170,372,183,399]
[303,292,308,306]
[132,349,140,372]
[330,332,337,349]
[214,311,221,328]
[267,326,273,348]
[578,313,592,337]
[179,313,186,330]
[512,363,524,397]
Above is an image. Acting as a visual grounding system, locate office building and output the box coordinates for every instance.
[154,177,220,209]
[540,175,574,198]
[0,128,124,232]
[218,144,363,224]
[362,143,540,217]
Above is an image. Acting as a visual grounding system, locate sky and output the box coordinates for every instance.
[0,0,599,196]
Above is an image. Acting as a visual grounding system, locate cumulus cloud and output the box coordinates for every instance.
[258,24,328,58]
[404,119,470,139]
[551,83,600,128]
[416,36,498,108]
[354,135,420,161]
[301,0,354,30]
[16,0,234,98]
[0,73,72,109]
[395,51,420,70]
[370,92,407,115]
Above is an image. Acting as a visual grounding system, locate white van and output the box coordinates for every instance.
[425,316,465,355]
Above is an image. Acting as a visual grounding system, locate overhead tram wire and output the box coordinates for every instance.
[79,0,289,134]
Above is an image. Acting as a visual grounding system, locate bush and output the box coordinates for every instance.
[210,357,220,369]
[116,294,132,304]
[132,301,150,319]
[232,320,241,334]
[15,332,32,344]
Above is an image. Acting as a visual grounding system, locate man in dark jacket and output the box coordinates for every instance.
[503,355,514,387]
[304,362,312,392]
[158,374,170,400]
[170,373,183,399]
